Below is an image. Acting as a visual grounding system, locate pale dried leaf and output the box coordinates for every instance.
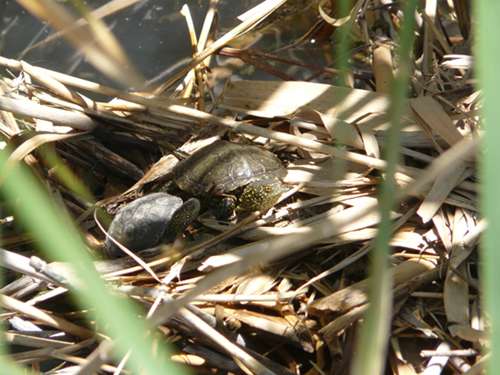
[307,259,436,315]
[449,216,483,268]
[398,305,438,338]
[422,341,450,375]
[318,305,367,340]
[373,42,393,94]
[358,124,380,159]
[388,346,419,375]
[444,262,469,328]
[200,201,388,265]
[285,157,372,187]
[449,325,484,342]
[318,4,350,27]
[390,230,429,252]
[317,228,378,246]
[218,81,404,124]
[451,208,476,248]
[5,331,74,349]
[225,309,306,344]
[375,124,448,148]
[432,208,453,250]
[417,162,472,223]
[396,172,478,212]
[410,97,464,147]
[235,273,277,296]
[318,0,363,36]
[293,108,364,149]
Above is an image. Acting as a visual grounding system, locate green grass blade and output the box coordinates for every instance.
[0,146,186,373]
[349,1,418,374]
[477,0,500,372]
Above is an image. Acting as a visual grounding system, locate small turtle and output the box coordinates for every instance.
[104,193,200,258]
[172,140,287,220]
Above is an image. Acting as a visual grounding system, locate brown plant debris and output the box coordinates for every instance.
[0,0,481,374]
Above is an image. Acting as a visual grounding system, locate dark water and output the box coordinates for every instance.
[0,0,328,95]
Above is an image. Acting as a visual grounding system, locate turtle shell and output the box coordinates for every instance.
[173,140,287,197]
[104,193,183,258]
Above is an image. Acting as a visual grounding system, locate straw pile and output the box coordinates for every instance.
[0,1,480,374]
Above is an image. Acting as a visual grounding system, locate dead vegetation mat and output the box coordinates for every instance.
[0,0,482,374]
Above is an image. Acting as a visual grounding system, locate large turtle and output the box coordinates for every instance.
[172,140,287,220]
[104,193,199,258]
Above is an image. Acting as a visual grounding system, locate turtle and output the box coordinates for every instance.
[171,140,288,220]
[104,193,200,258]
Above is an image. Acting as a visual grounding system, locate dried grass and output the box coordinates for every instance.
[0,0,480,374]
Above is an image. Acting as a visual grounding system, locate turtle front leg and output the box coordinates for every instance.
[214,196,237,220]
